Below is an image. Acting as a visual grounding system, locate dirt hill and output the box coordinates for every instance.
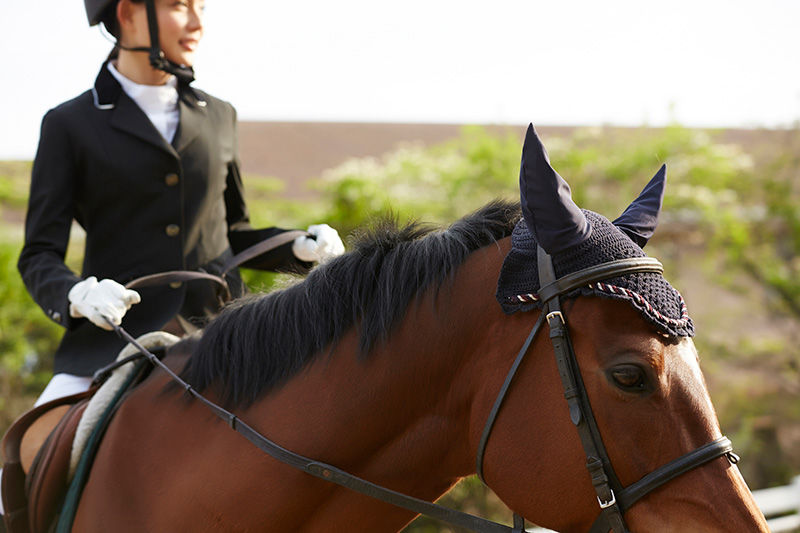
[237,122,791,199]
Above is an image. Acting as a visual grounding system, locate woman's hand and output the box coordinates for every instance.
[68,276,141,330]
[292,224,346,263]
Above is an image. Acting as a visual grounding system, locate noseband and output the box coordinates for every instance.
[476,247,738,532]
[100,249,738,533]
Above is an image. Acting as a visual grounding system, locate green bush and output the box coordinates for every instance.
[311,126,523,235]
[0,242,60,427]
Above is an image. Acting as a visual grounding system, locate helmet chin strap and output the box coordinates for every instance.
[118,0,195,85]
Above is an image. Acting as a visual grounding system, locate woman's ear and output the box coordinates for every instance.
[116,0,137,37]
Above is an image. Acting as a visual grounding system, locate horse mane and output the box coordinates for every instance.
[180,199,521,407]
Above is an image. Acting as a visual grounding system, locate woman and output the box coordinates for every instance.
[17,0,345,407]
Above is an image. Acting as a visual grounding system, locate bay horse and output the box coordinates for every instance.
[69,127,767,532]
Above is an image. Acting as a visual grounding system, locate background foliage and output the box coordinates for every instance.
[1,124,798,530]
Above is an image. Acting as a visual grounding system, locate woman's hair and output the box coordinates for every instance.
[101,0,145,60]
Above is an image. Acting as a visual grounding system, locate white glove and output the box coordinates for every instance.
[68,276,141,330]
[292,224,345,263]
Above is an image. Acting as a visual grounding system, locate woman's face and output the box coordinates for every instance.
[126,0,205,67]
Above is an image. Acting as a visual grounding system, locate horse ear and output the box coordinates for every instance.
[612,164,667,248]
[519,123,591,255]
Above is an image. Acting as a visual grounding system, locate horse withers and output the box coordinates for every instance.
[56,126,768,531]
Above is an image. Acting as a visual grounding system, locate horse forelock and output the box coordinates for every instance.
[181,199,522,408]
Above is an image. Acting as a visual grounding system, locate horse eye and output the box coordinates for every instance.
[610,366,647,391]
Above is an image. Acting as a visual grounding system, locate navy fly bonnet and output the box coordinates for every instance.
[496,124,694,338]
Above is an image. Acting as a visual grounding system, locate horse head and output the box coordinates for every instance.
[481,124,767,532]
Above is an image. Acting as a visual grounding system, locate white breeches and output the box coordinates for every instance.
[34,373,94,407]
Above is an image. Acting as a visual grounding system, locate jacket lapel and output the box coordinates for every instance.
[94,63,181,157]
[109,94,178,157]
[172,90,207,154]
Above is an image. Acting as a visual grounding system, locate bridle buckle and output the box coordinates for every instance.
[597,489,617,509]
[545,310,564,324]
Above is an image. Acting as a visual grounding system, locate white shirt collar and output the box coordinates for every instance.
[107,62,180,143]
[107,62,179,108]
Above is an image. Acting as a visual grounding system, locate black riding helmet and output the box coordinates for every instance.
[85,0,195,84]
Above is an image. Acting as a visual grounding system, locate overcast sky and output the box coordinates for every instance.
[1,0,798,159]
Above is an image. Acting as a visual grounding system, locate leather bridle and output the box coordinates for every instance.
[475,247,739,532]
[102,247,739,532]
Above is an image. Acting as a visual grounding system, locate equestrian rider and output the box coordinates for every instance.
[17,0,345,408]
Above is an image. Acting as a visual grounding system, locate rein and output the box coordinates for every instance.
[93,230,308,382]
[123,230,309,300]
[103,249,738,533]
[105,323,522,533]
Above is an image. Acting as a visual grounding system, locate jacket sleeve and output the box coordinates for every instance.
[18,109,83,329]
[223,105,251,232]
[224,109,311,273]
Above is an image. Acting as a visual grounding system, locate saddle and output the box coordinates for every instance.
[2,331,180,533]
[2,389,94,533]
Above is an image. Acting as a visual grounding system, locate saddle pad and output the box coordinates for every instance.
[69,331,180,479]
[57,358,151,533]
[496,212,694,338]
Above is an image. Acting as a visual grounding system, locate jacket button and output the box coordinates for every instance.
[170,281,183,289]
[165,224,181,237]
[165,173,179,186]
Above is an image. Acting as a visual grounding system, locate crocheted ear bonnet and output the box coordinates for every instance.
[495,124,694,338]
[495,211,694,337]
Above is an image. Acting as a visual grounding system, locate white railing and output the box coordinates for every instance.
[752,475,800,532]
[526,475,800,533]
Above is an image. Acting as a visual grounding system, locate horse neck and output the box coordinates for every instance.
[245,239,514,500]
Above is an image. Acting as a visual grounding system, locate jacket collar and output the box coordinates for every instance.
[93,61,207,155]
[92,61,123,110]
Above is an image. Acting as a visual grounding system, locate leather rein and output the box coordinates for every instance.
[122,230,310,299]
[103,246,738,532]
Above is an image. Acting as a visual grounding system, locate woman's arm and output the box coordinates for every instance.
[18,109,83,328]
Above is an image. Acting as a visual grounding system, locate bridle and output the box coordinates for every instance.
[475,247,739,532]
[100,248,738,533]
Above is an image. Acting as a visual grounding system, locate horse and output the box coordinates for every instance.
[68,127,768,532]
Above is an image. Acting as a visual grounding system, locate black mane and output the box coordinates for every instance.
[181,200,521,407]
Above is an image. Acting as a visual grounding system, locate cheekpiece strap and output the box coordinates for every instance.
[538,246,630,532]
